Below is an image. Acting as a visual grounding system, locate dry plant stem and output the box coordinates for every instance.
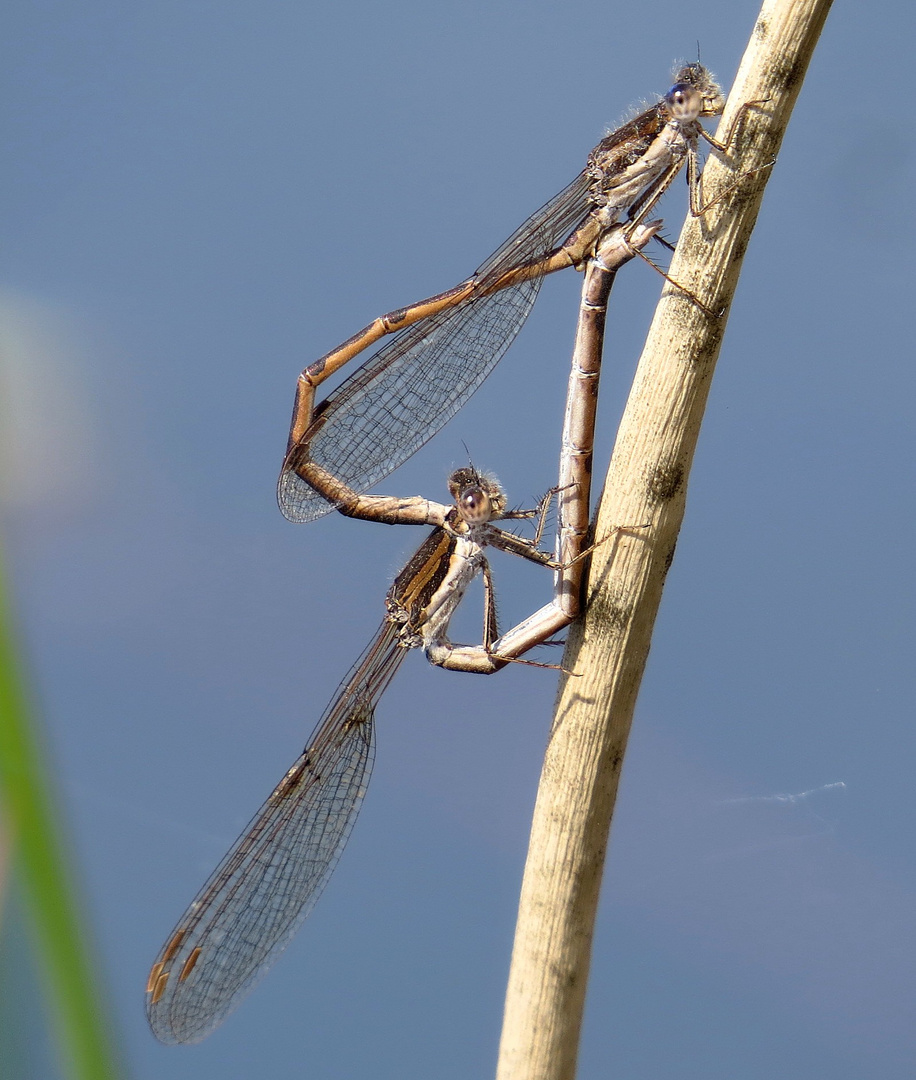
[495,1,835,1078]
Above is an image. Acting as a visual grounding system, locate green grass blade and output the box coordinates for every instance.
[0,547,125,1080]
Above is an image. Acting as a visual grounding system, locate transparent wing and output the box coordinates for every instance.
[146,621,408,1044]
[278,171,594,523]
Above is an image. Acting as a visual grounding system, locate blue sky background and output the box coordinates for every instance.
[2,1,915,1077]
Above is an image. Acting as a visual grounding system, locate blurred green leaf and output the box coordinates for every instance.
[0,550,124,1080]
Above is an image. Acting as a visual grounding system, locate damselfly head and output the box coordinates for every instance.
[667,63,725,120]
[448,467,507,524]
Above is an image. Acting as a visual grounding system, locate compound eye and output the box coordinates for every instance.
[665,82,701,121]
[459,485,491,523]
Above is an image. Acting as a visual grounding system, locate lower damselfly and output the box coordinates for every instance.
[146,221,658,1044]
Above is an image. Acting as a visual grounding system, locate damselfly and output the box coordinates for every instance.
[280,62,756,524]
[146,221,657,1045]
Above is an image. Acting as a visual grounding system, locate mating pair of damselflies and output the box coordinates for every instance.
[147,61,759,1044]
